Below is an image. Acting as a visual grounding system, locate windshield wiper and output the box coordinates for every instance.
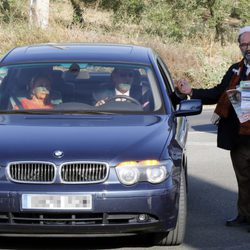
[53,110,116,115]
[0,110,116,115]
[0,110,56,115]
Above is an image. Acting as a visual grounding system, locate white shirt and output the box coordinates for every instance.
[115,89,130,96]
[244,60,250,76]
[114,89,130,101]
[246,64,250,76]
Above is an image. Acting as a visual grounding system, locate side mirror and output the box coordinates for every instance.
[175,99,202,117]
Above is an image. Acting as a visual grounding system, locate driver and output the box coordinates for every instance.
[95,68,143,107]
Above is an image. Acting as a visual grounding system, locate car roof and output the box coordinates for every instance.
[0,43,156,66]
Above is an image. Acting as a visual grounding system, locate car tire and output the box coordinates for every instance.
[154,169,187,246]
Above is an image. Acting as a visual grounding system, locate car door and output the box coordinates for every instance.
[156,57,188,149]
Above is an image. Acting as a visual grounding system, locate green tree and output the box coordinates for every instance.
[142,0,199,41]
[113,0,145,24]
[68,0,108,25]
[68,0,249,42]
[0,0,10,22]
[0,0,26,22]
[70,0,84,24]
[196,0,233,45]
[233,0,250,24]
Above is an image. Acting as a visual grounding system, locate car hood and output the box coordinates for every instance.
[0,114,172,165]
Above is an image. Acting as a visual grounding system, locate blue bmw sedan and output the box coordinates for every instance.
[0,43,201,246]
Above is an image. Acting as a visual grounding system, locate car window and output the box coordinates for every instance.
[157,58,176,108]
[0,67,8,85]
[157,58,175,93]
[0,63,165,114]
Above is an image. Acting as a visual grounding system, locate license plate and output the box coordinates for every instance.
[22,194,92,210]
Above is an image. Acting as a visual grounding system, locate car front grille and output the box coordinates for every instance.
[7,162,56,183]
[60,162,108,183]
[7,161,109,184]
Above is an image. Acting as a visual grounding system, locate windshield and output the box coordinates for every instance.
[0,63,164,114]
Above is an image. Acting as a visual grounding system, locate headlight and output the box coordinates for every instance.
[146,166,167,184]
[116,167,140,185]
[115,160,171,185]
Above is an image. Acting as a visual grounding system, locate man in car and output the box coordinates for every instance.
[94,68,150,108]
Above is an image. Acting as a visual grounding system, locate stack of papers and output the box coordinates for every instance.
[227,81,250,123]
[240,81,250,111]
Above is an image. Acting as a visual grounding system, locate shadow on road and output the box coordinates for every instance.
[0,235,151,249]
[185,175,250,249]
[191,124,217,134]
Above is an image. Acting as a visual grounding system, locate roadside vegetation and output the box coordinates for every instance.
[0,0,249,87]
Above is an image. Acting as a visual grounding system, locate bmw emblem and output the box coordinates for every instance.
[53,150,64,158]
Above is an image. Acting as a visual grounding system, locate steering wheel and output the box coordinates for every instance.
[105,95,141,106]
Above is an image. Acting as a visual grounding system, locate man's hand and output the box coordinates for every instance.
[95,97,109,107]
[95,99,106,107]
[176,79,193,96]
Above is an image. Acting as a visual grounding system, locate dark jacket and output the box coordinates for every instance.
[192,61,250,150]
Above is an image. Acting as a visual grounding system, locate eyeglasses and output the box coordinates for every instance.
[239,43,250,49]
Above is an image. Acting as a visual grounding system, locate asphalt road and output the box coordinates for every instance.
[1,108,250,249]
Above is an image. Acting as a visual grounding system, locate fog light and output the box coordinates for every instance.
[137,214,148,222]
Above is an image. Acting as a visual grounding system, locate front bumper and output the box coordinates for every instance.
[0,184,178,236]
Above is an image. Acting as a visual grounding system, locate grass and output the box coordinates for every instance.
[0,0,243,88]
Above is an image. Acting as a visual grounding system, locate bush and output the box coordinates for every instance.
[99,0,121,12]
[141,1,186,41]
[114,0,145,24]
[0,0,27,22]
[100,0,145,24]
